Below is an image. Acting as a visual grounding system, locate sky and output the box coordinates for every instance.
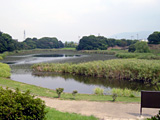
[0,0,160,42]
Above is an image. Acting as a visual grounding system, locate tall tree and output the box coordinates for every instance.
[148,31,160,44]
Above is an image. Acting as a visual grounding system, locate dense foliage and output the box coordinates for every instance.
[128,41,150,53]
[76,35,108,50]
[23,37,64,49]
[0,62,11,78]
[32,59,160,85]
[148,31,160,44]
[64,41,77,48]
[0,87,47,120]
[0,32,21,53]
[0,31,64,53]
[76,35,138,50]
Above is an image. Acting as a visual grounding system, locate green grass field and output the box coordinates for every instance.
[45,107,97,120]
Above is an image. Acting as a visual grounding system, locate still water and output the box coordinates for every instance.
[1,51,157,94]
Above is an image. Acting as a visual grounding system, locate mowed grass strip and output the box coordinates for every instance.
[45,107,98,120]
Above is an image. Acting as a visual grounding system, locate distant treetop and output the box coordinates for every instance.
[148,31,160,44]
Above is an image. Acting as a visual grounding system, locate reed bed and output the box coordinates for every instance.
[79,50,116,55]
[115,53,160,60]
[32,59,160,85]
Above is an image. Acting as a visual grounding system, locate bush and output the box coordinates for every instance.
[134,41,150,53]
[112,88,140,97]
[128,44,136,52]
[147,111,160,120]
[94,87,104,95]
[112,93,117,102]
[0,87,47,120]
[72,90,78,99]
[56,88,64,98]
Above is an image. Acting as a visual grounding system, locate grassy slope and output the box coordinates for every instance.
[0,63,11,78]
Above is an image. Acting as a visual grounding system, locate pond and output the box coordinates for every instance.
[1,50,158,94]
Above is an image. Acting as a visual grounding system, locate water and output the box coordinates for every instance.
[1,50,157,94]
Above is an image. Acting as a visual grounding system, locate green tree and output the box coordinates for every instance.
[148,31,160,44]
[134,41,150,53]
[128,44,136,52]
[0,32,19,53]
[76,35,108,50]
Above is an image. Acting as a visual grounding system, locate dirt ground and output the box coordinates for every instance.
[39,96,160,120]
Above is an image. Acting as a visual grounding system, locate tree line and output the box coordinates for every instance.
[0,31,64,53]
[0,31,159,53]
[76,31,160,50]
[76,35,138,50]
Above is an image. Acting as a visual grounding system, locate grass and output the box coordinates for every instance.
[79,50,116,55]
[116,52,160,60]
[94,87,104,95]
[59,48,76,50]
[0,63,11,78]
[45,107,98,120]
[112,88,140,97]
[0,78,140,103]
[32,59,160,85]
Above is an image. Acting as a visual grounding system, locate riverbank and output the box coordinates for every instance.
[0,77,140,103]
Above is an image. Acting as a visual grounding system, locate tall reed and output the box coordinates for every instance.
[32,59,160,85]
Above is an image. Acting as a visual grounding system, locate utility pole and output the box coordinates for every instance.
[137,34,139,40]
[24,30,26,40]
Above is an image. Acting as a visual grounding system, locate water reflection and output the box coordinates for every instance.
[32,72,158,92]
[33,54,81,57]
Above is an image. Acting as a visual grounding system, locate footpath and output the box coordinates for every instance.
[39,97,160,120]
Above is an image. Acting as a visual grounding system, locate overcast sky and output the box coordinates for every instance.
[0,0,160,42]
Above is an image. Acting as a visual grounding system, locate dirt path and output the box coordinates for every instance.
[39,96,160,120]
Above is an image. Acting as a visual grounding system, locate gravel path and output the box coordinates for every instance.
[39,96,160,120]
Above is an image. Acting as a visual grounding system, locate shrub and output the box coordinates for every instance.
[134,41,150,53]
[147,111,160,120]
[0,87,47,120]
[112,93,117,102]
[94,87,104,95]
[128,44,136,52]
[72,90,78,99]
[112,88,140,97]
[56,88,64,98]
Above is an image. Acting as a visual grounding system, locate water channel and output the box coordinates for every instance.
[1,50,157,94]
